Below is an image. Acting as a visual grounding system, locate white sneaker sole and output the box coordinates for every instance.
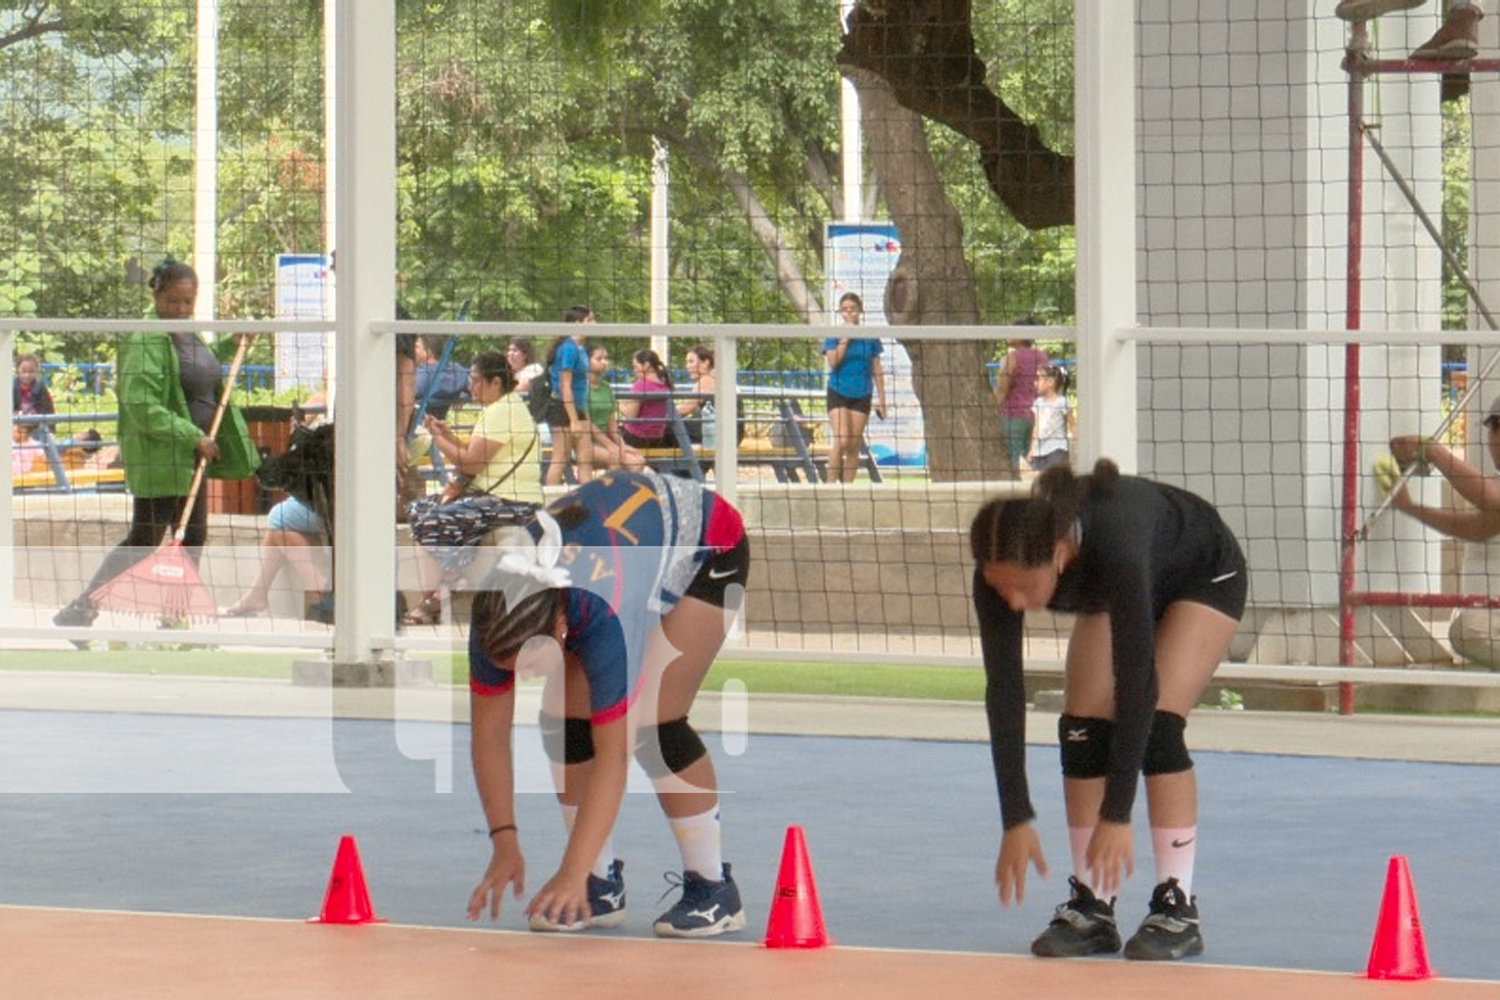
[652,909,748,939]
[528,908,628,933]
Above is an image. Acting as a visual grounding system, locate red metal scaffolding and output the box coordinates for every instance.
[1338,23,1500,713]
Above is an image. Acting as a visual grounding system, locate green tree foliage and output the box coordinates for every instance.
[3,0,1078,428]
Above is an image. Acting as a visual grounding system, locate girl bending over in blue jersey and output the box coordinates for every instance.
[970,458,1246,962]
[465,469,750,938]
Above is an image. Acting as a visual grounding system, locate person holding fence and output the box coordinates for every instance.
[53,258,260,629]
[969,459,1246,962]
[465,469,750,939]
[822,292,886,484]
[1378,399,1500,667]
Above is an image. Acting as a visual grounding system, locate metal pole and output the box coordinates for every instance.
[193,0,219,320]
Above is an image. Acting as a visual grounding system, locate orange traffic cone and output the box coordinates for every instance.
[309,835,386,925]
[1365,855,1433,980]
[763,825,830,948]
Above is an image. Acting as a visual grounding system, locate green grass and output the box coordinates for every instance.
[10,647,985,701]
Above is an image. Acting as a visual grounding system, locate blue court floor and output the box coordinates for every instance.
[1,702,1496,981]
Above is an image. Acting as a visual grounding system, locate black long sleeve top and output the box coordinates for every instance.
[973,475,1243,829]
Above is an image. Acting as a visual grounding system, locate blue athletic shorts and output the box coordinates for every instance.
[268,495,323,535]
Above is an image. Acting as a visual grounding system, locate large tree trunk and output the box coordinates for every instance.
[839,0,1073,231]
[846,67,1009,483]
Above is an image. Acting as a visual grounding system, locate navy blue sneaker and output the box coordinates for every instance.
[1123,878,1203,961]
[1031,877,1122,958]
[652,864,747,938]
[529,859,627,932]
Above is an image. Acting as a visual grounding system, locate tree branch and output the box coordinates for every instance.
[838,0,1073,230]
[1,9,68,52]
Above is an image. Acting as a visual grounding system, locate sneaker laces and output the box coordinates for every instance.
[656,870,700,907]
[1140,879,1194,932]
[1052,876,1115,927]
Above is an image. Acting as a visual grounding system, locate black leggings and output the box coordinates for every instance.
[79,488,210,598]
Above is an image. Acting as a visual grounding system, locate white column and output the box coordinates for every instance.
[332,0,397,668]
[1074,0,1137,471]
[193,0,219,320]
[839,0,862,221]
[650,137,670,359]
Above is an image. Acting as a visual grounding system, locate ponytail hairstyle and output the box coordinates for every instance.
[148,256,197,292]
[1040,363,1071,394]
[471,350,518,395]
[633,348,673,388]
[969,458,1121,567]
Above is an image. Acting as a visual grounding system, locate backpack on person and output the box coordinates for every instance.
[525,366,553,424]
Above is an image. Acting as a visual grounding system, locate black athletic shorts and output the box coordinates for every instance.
[1176,529,1248,621]
[826,388,872,416]
[682,535,751,611]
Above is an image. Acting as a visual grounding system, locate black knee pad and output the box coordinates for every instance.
[1057,714,1112,779]
[1142,710,1193,776]
[634,716,707,779]
[539,712,595,765]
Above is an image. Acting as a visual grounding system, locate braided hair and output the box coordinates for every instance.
[969,458,1121,567]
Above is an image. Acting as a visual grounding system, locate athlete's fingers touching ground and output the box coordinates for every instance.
[995,823,1048,907]
[1085,821,1134,899]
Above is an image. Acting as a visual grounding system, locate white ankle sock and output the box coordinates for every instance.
[667,807,723,878]
[1151,825,1197,897]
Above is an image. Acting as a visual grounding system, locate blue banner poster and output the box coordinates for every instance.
[274,253,333,393]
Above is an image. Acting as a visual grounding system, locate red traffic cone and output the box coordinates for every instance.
[309,835,386,925]
[763,825,830,948]
[1365,855,1433,980]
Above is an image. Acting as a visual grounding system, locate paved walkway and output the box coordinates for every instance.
[6,668,1500,764]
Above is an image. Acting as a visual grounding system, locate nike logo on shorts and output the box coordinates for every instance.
[708,567,738,581]
[1210,571,1237,584]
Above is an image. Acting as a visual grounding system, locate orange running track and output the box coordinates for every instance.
[6,905,1498,1000]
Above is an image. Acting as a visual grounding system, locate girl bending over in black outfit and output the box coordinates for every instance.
[970,458,1246,962]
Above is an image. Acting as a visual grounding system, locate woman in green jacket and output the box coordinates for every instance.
[54,259,259,628]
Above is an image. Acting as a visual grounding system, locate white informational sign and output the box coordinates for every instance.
[824,221,925,467]
[274,253,333,393]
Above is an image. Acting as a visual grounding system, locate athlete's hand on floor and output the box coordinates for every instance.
[466,845,525,922]
[1085,821,1134,899]
[995,822,1049,906]
[525,870,592,930]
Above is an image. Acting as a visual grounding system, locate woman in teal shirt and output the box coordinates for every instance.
[53,259,259,628]
[821,292,887,484]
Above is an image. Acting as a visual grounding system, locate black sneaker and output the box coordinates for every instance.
[1123,878,1203,961]
[652,864,747,938]
[1030,877,1122,958]
[52,598,98,628]
[529,859,627,932]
